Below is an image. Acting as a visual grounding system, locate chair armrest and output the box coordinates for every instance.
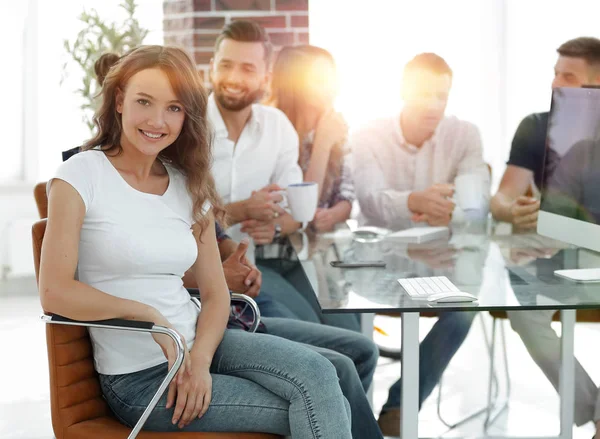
[186,287,201,299]
[230,293,261,333]
[42,314,155,329]
[40,313,184,439]
[185,289,262,333]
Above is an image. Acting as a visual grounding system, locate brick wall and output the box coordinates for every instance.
[163,0,309,82]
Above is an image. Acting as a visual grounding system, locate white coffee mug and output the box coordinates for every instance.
[286,182,319,222]
[454,174,483,211]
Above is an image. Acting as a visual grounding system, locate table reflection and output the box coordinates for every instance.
[286,222,600,312]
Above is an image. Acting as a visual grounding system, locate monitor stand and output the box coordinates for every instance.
[554,268,600,283]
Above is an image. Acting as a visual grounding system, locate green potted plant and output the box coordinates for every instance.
[62,0,148,133]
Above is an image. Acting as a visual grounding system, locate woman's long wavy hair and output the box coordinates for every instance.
[84,45,224,231]
[266,45,343,199]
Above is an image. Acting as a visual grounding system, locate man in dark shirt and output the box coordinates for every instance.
[491,37,600,231]
[491,38,600,433]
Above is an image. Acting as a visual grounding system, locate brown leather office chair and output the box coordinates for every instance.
[33,219,281,439]
[34,182,48,219]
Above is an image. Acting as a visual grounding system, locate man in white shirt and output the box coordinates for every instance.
[352,55,490,229]
[350,53,486,435]
[207,30,302,247]
[207,20,361,333]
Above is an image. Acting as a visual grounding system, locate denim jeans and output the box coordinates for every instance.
[382,311,476,413]
[507,309,599,425]
[258,261,362,332]
[263,317,382,438]
[253,290,299,319]
[99,329,352,438]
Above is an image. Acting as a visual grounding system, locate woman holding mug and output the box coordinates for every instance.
[267,45,354,232]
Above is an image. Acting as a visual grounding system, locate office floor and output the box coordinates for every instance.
[1,277,598,439]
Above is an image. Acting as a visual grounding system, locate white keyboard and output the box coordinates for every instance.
[398,276,460,298]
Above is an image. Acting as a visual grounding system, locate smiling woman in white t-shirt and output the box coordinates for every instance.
[39,45,352,438]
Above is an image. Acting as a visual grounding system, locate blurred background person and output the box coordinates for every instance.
[266,45,354,233]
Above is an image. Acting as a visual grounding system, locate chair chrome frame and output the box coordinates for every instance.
[41,314,184,439]
[435,313,510,430]
[40,292,261,439]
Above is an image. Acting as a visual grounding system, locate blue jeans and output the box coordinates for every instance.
[253,291,299,319]
[264,317,382,438]
[258,261,362,332]
[99,329,352,438]
[382,311,476,413]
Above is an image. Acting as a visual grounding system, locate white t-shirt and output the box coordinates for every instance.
[49,150,206,375]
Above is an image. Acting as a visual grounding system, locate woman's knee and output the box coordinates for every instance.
[222,331,339,389]
[300,349,340,384]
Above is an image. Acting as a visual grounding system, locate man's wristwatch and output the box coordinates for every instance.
[273,223,282,239]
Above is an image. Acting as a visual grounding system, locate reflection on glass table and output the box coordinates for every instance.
[285,222,600,439]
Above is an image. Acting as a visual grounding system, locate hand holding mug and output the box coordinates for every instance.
[245,187,286,221]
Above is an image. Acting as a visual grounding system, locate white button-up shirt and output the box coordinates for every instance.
[207,94,303,261]
[208,94,303,205]
[350,114,490,229]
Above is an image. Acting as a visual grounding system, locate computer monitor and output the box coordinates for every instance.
[538,86,600,281]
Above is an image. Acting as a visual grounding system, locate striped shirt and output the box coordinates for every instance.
[350,114,490,229]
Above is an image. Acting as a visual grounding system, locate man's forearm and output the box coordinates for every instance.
[491,193,514,223]
[218,238,238,262]
[330,200,352,224]
[225,201,248,226]
[278,213,302,236]
[358,188,413,228]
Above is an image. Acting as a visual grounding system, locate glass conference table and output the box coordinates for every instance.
[264,221,600,439]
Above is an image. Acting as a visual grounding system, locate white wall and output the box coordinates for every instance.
[505,0,600,144]
[37,0,165,182]
[0,1,28,183]
[0,189,39,278]
[0,0,164,279]
[310,0,600,189]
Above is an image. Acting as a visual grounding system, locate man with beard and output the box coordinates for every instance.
[208,21,302,246]
[206,20,361,334]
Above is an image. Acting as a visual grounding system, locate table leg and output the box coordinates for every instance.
[361,313,375,406]
[401,312,420,439]
[361,312,375,341]
[559,309,575,439]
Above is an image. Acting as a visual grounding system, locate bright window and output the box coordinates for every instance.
[0,1,28,182]
[36,0,164,181]
[310,0,600,188]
